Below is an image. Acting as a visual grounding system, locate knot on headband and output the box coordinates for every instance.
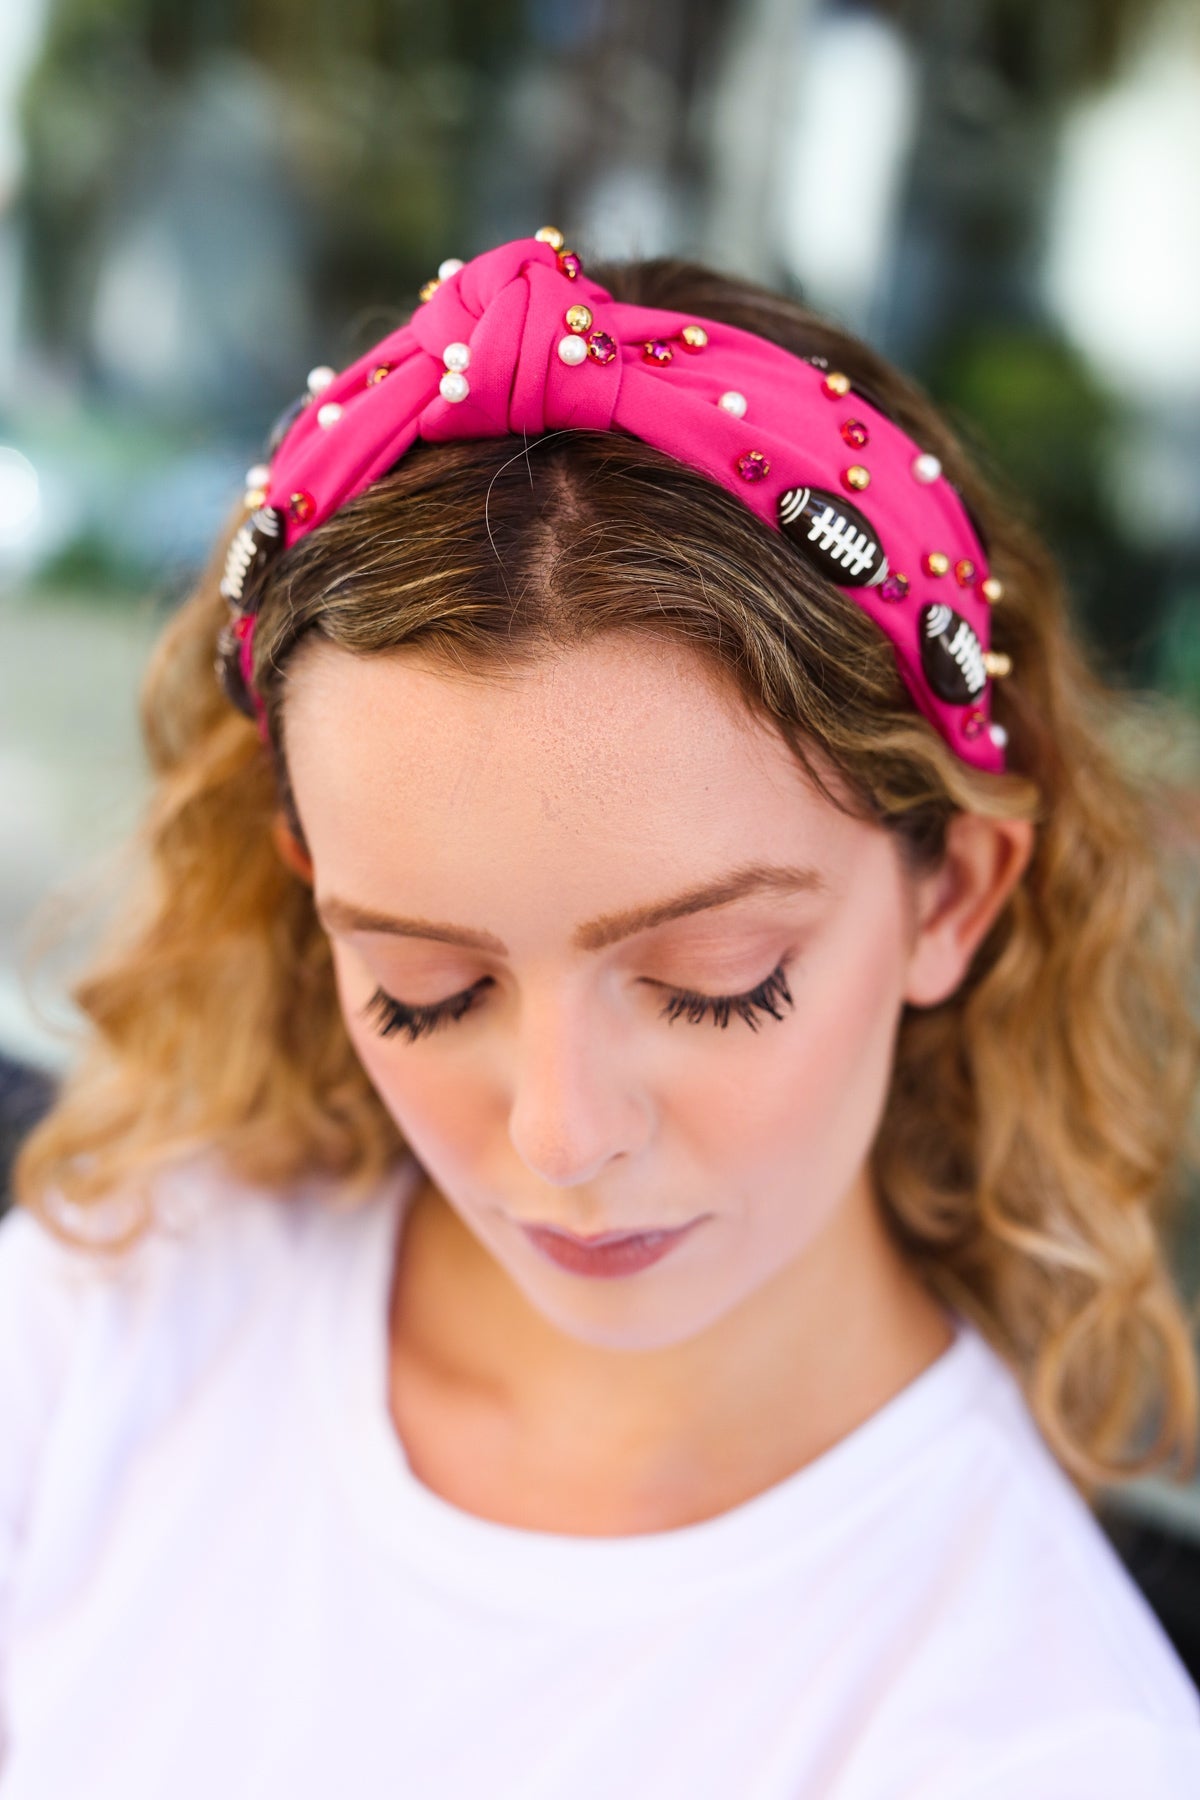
[217,227,1011,772]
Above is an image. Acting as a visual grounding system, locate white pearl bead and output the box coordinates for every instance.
[717,390,748,417]
[316,402,343,428]
[989,723,1008,749]
[912,452,942,483]
[557,334,589,366]
[245,463,271,489]
[306,365,336,395]
[438,257,464,280]
[442,341,471,372]
[439,370,470,403]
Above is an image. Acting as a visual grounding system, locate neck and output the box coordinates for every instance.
[386,1167,955,1531]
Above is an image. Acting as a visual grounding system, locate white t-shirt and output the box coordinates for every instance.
[2,1150,1199,1800]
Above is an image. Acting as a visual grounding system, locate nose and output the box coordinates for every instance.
[506,984,649,1187]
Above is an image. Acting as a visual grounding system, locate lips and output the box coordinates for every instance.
[528,1224,693,1247]
[518,1216,708,1279]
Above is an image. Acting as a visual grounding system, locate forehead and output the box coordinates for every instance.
[282,634,861,872]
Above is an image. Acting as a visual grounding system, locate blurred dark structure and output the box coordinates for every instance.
[1097,1503,1200,1689]
[0,1052,57,1215]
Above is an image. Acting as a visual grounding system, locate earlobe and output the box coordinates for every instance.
[272,812,315,885]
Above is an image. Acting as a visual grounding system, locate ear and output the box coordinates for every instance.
[902,812,1035,1009]
[272,811,315,885]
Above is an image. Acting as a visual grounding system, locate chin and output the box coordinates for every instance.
[509,1264,736,1354]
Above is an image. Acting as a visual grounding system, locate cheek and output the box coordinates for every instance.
[689,933,904,1174]
[332,950,492,1169]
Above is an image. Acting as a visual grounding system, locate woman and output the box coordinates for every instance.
[4,229,1200,1797]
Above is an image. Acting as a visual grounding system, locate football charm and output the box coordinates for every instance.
[219,505,284,609]
[776,486,888,587]
[918,603,987,704]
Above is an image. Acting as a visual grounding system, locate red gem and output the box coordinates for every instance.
[735,450,770,482]
[840,418,869,447]
[287,490,315,524]
[962,709,988,740]
[879,572,910,601]
[954,558,977,586]
[232,613,254,641]
[587,330,617,364]
[642,339,673,365]
[557,251,582,279]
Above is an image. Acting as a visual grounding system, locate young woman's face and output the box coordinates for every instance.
[283,633,975,1356]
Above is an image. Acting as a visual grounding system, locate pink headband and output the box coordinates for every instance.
[218,227,1009,772]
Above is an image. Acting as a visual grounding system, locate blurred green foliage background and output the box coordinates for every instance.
[1,0,1198,1053]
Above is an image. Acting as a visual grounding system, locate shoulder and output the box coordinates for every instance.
[934,1712,1200,1799]
[1,1144,412,1358]
[906,1321,1200,1765]
[0,1148,326,1335]
[852,1319,1200,1793]
[0,1149,408,1523]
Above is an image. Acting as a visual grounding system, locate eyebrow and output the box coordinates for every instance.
[315,862,828,956]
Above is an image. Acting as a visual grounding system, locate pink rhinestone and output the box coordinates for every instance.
[879,572,910,601]
[954,558,977,586]
[557,251,582,279]
[840,418,869,447]
[232,614,254,641]
[962,709,988,740]
[587,330,617,364]
[642,339,673,365]
[736,450,770,482]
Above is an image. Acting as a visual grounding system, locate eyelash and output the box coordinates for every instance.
[360,959,796,1044]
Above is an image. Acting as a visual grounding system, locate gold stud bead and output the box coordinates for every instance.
[822,371,852,398]
[843,465,871,491]
[981,576,1004,602]
[983,651,1012,678]
[419,278,441,302]
[564,303,593,333]
[535,226,565,248]
[679,324,708,351]
[923,551,951,577]
[244,487,267,510]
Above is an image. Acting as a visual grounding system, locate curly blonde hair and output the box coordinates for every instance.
[12,250,1200,1510]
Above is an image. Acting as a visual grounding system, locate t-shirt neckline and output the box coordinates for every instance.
[313,1155,995,1620]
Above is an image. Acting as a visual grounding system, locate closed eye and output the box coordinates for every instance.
[360,958,796,1044]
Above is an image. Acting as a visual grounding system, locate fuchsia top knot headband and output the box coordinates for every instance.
[217,226,1010,773]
